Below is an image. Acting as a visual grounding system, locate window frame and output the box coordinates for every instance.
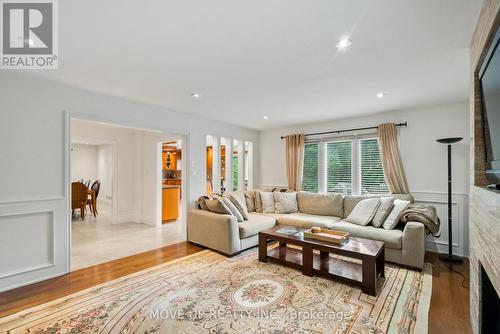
[358,136,388,195]
[301,141,321,193]
[323,137,354,195]
[303,133,389,196]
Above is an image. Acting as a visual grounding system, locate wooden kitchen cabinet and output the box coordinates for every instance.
[162,150,181,170]
[162,187,180,222]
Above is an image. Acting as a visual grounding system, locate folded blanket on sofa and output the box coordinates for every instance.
[400,204,441,237]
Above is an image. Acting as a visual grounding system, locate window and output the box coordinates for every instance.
[301,136,388,195]
[359,138,388,194]
[302,143,318,192]
[326,141,352,195]
[244,141,253,190]
[232,153,238,191]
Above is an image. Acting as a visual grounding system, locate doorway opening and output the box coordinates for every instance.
[69,118,187,271]
[161,141,182,224]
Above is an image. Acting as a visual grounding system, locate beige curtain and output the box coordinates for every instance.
[285,134,305,191]
[378,123,410,194]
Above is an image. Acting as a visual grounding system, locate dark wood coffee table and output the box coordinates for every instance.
[258,225,385,296]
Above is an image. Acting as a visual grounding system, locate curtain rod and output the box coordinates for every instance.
[280,122,408,140]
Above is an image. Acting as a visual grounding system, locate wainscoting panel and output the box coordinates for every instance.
[0,199,69,292]
[0,211,54,278]
[412,191,469,257]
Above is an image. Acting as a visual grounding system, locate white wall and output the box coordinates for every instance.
[0,72,259,292]
[71,144,98,183]
[97,145,113,202]
[72,119,144,223]
[259,101,470,256]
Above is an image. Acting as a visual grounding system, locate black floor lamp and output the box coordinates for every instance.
[437,137,463,263]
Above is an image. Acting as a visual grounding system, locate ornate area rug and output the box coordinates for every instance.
[0,250,432,333]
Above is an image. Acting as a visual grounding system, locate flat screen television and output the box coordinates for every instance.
[480,27,500,184]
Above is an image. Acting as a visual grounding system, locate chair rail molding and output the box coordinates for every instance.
[412,191,469,257]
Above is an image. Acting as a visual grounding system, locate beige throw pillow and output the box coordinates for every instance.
[197,196,209,211]
[382,199,411,230]
[346,198,381,226]
[259,191,276,213]
[204,198,233,215]
[222,197,244,222]
[371,197,394,228]
[225,191,249,220]
[274,192,298,214]
[244,191,256,212]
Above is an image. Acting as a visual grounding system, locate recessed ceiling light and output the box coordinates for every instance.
[376,92,386,99]
[336,37,352,50]
[263,116,268,120]
[191,92,200,99]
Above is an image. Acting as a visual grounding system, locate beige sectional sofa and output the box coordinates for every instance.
[188,192,425,270]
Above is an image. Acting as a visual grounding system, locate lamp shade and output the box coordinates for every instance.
[436,137,463,144]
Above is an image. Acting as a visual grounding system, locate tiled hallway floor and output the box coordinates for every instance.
[71,214,184,270]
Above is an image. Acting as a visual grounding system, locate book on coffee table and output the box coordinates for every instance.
[275,227,301,236]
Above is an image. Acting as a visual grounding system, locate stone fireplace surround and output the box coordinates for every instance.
[469,1,500,333]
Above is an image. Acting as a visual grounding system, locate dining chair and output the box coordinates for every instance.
[87,180,101,216]
[71,182,88,220]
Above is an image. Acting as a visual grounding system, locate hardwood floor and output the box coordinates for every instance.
[426,252,471,334]
[0,246,471,333]
[0,241,204,318]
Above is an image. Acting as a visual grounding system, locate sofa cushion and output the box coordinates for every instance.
[238,213,276,238]
[333,220,403,249]
[274,212,342,229]
[274,192,298,214]
[260,191,276,213]
[297,192,343,217]
[345,198,381,226]
[343,194,414,218]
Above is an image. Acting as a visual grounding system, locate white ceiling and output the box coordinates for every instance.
[33,0,482,130]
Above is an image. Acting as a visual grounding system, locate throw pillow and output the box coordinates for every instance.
[259,191,276,213]
[371,197,394,228]
[274,192,298,214]
[382,199,411,230]
[254,190,263,213]
[204,198,233,215]
[222,197,244,222]
[196,196,209,211]
[244,190,256,212]
[346,198,381,226]
[225,191,249,220]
